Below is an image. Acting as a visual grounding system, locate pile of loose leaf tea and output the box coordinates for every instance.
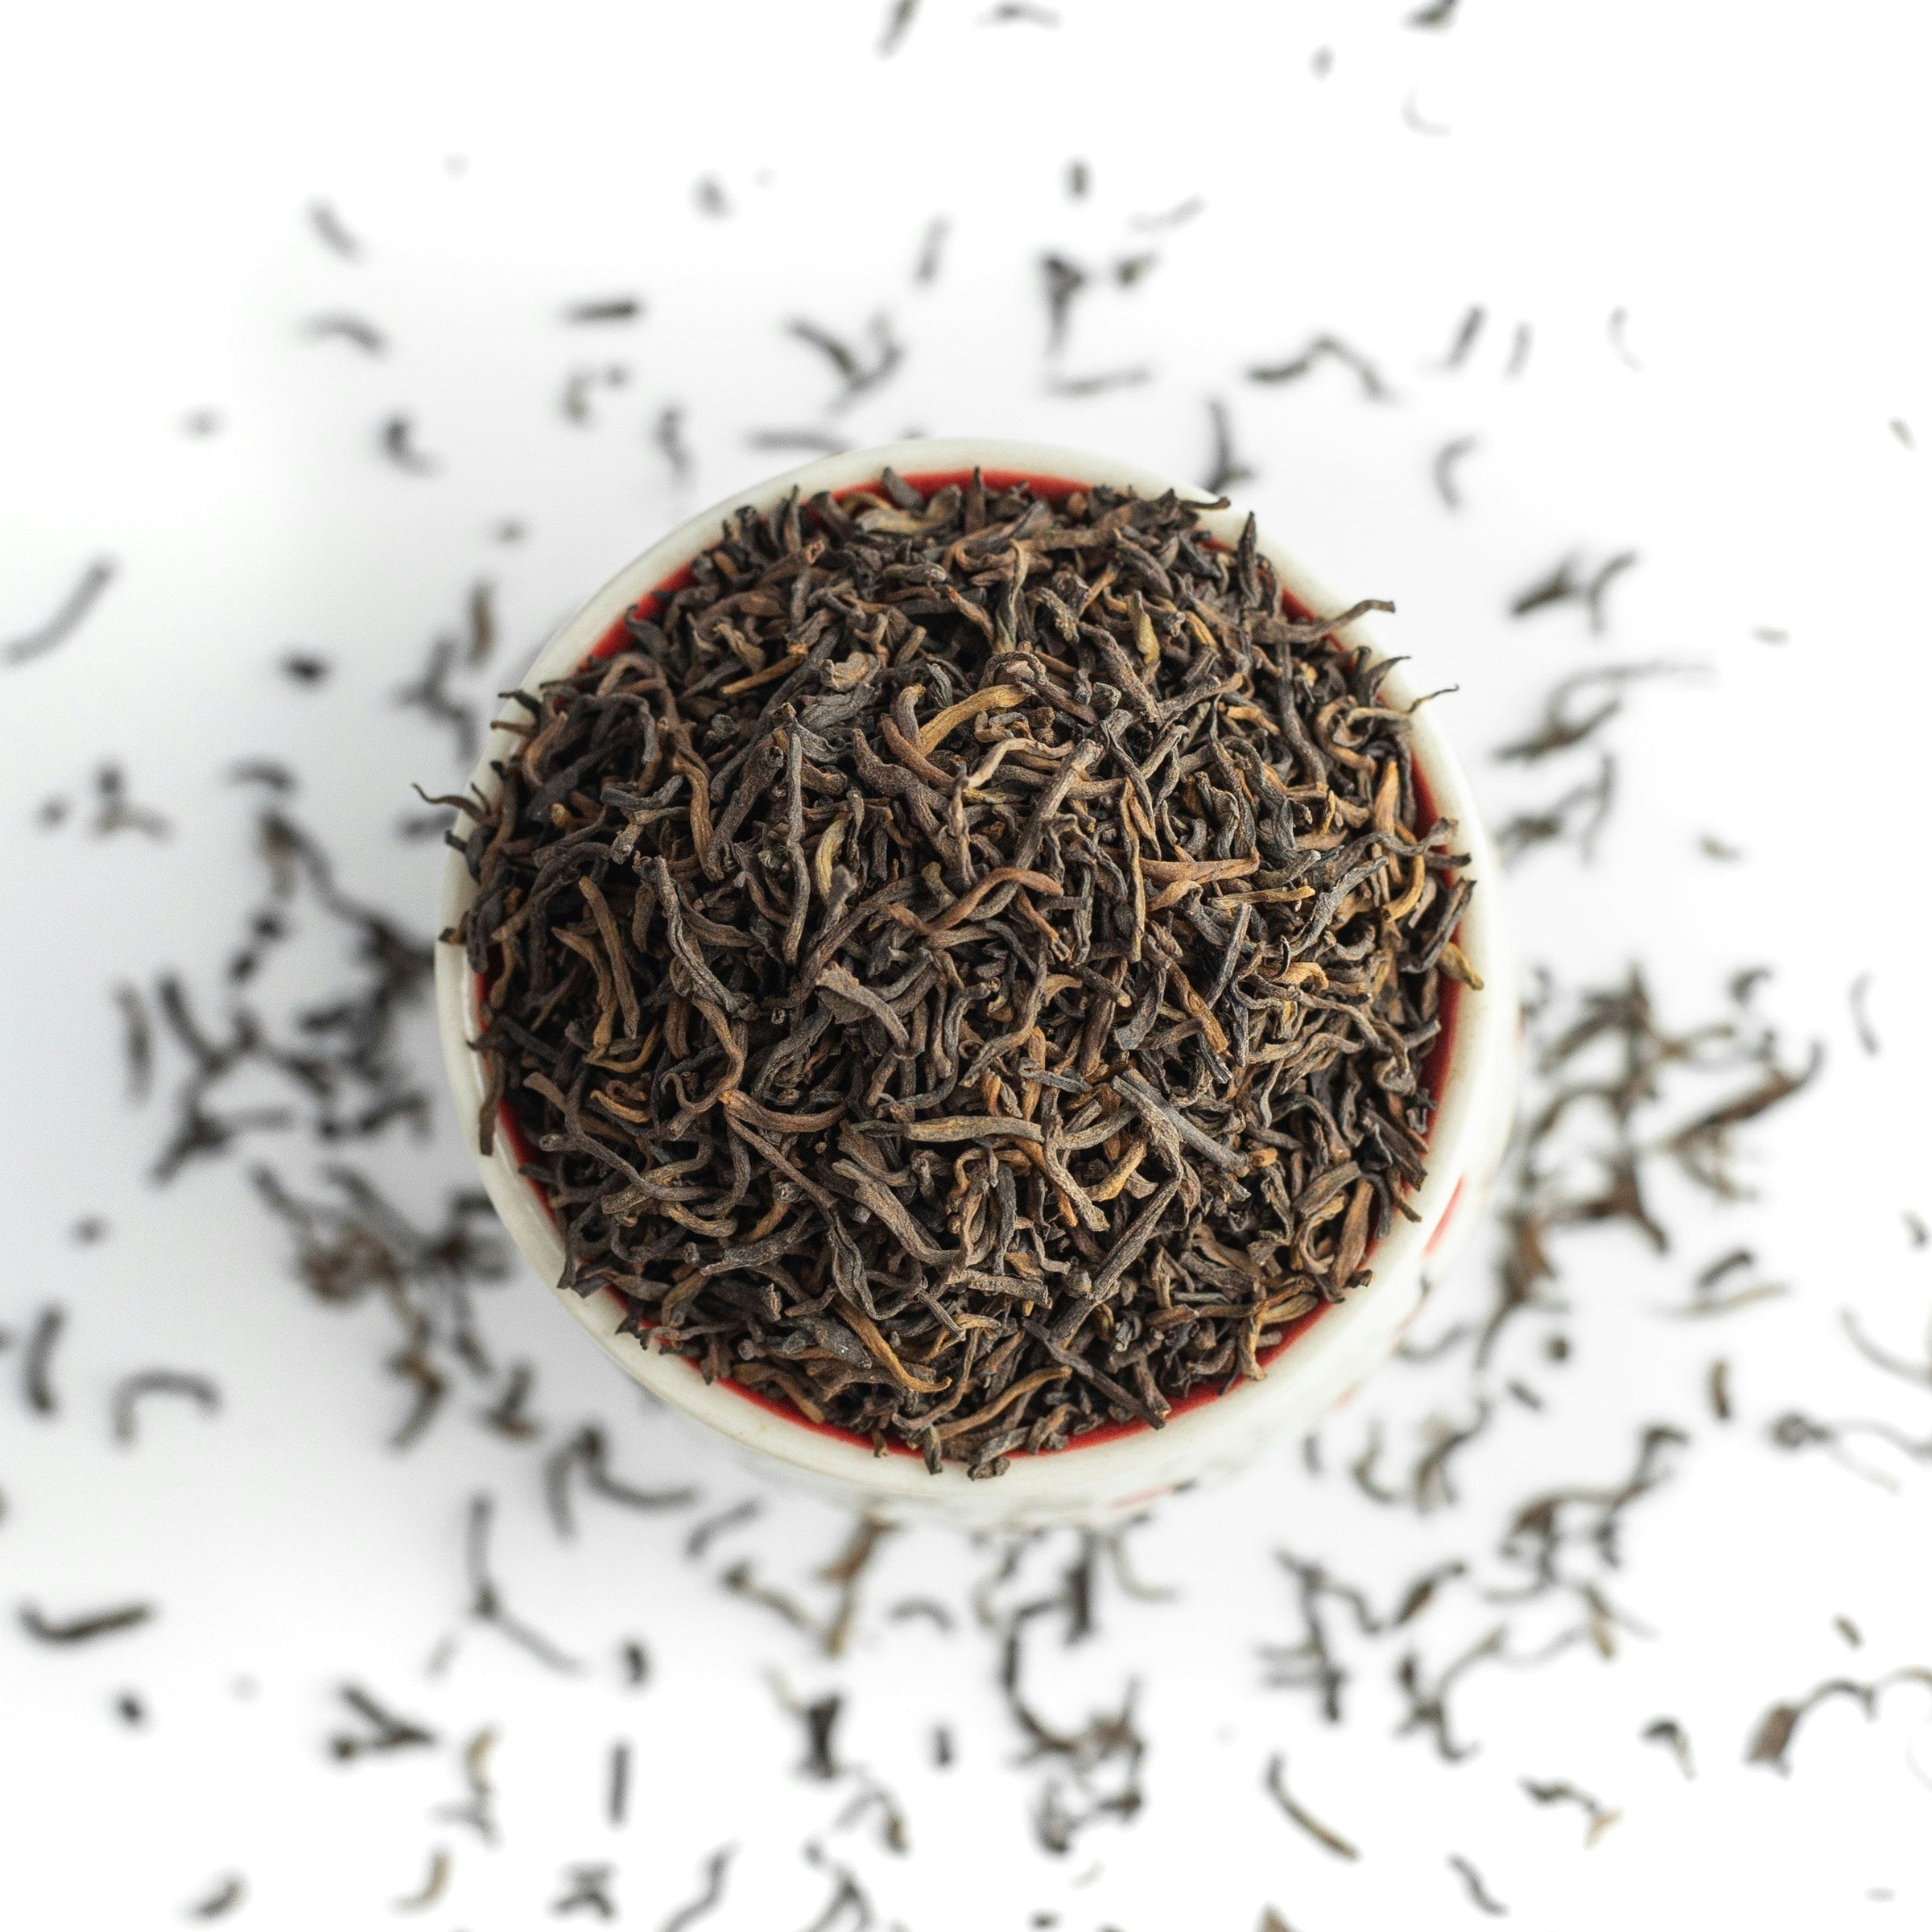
[449,469,1476,1476]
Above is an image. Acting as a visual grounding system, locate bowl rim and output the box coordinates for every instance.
[434,435,1512,1509]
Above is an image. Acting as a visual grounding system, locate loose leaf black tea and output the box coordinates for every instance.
[451,469,1474,1475]
[393,1848,451,1912]
[22,1303,65,1415]
[784,316,904,412]
[1203,399,1256,495]
[1263,1752,1360,1859]
[306,200,360,259]
[1248,335,1390,402]
[877,0,919,57]
[2,558,116,668]
[329,1682,438,1760]
[302,313,387,355]
[563,296,643,324]
[1525,1777,1622,1845]
[187,1874,246,1920]
[1447,1852,1507,1916]
[109,1368,221,1444]
[380,415,439,476]
[1437,305,1484,369]
[1047,369,1152,399]
[655,404,693,482]
[1432,436,1477,510]
[913,217,949,286]
[659,1847,735,1932]
[19,1600,155,1644]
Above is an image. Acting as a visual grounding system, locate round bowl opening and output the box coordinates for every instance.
[436,438,1515,1527]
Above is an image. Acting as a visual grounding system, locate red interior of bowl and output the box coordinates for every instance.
[480,468,1463,1459]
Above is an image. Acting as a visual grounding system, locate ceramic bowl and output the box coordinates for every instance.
[435,436,1518,1531]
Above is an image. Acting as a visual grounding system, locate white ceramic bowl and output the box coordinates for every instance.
[436,437,1517,1531]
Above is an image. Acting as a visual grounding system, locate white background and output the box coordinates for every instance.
[1,2,1930,1927]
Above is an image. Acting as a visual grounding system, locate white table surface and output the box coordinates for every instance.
[2,3,1929,1926]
